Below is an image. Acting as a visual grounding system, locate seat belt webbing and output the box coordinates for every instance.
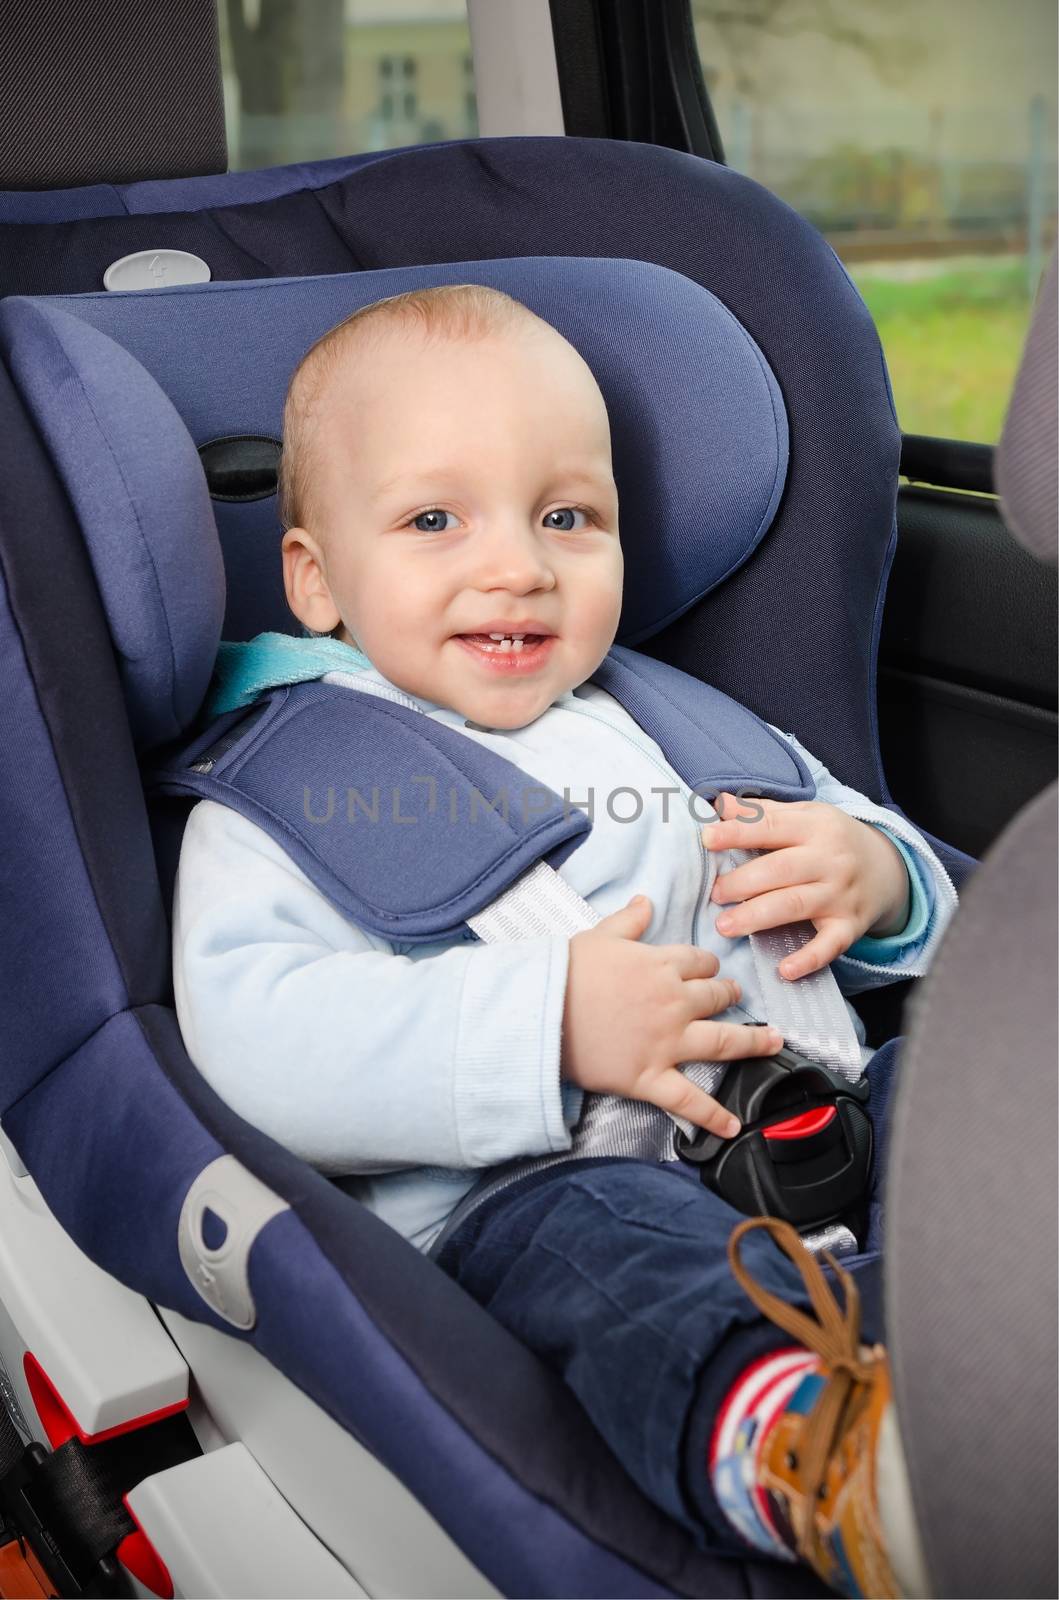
[468,852,864,1127]
[466,856,864,1256]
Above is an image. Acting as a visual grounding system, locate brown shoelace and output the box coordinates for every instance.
[727,1216,879,1566]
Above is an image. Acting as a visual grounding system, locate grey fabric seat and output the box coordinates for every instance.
[886,250,1058,1599]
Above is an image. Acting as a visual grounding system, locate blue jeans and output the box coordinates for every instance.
[435,1041,896,1551]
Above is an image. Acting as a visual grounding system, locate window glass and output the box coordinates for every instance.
[218,0,477,172]
[690,0,1057,444]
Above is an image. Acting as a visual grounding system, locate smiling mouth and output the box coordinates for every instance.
[456,633,548,653]
[454,634,557,672]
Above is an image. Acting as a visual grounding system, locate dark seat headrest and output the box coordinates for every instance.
[0,0,226,190]
[995,249,1057,566]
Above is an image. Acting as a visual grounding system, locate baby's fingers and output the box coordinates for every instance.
[682,975,741,1019]
[715,882,827,939]
[683,1019,784,1062]
[648,1067,742,1139]
[778,922,852,979]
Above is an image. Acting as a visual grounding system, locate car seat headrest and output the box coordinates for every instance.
[0,0,226,191]
[995,247,1057,566]
[0,300,224,747]
[0,256,788,749]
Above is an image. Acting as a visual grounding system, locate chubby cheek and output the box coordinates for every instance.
[348,575,441,673]
[576,578,623,660]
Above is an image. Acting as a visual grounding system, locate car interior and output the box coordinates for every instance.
[0,3,1054,1597]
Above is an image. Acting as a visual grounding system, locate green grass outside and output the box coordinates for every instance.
[846,258,1039,445]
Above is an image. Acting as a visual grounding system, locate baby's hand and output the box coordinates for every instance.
[703,793,910,979]
[561,894,783,1139]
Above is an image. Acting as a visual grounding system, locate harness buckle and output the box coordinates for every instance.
[674,1043,872,1234]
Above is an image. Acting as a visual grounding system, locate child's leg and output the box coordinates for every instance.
[435,1157,856,1542]
[437,1159,920,1597]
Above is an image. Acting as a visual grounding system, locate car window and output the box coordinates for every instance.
[218,0,478,171]
[690,0,1057,444]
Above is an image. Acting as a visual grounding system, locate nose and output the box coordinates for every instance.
[474,517,557,596]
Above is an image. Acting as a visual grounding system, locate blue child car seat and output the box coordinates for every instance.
[0,131,987,847]
[0,139,974,1597]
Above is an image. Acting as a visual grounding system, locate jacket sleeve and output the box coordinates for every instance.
[768,727,959,993]
[172,798,578,1174]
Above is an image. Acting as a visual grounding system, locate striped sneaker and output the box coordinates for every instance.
[726,1217,902,1599]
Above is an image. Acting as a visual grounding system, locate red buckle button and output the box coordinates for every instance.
[762,1105,837,1141]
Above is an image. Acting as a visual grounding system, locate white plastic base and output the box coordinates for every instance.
[0,1125,498,1598]
[161,1306,500,1599]
[127,1442,365,1598]
[0,1122,187,1437]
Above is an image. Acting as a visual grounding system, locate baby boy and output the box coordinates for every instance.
[173,284,956,1595]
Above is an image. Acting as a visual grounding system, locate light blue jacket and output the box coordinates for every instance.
[172,636,957,1254]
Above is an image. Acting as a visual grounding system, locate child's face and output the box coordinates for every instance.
[282,323,623,729]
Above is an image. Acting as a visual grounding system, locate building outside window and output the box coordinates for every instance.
[218,0,477,172]
[691,0,1058,444]
[218,0,1054,447]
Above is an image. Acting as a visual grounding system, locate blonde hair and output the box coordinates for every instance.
[277,283,549,535]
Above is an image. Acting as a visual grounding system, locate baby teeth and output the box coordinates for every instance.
[485,632,526,651]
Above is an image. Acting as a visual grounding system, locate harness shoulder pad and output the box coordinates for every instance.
[148,681,589,943]
[593,646,815,800]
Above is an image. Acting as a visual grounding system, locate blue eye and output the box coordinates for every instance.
[406,505,593,534]
[409,508,458,533]
[544,507,591,531]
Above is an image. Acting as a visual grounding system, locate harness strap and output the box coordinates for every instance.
[433,856,864,1260]
[468,851,864,1139]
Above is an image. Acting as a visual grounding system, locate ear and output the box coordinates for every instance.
[282,528,342,634]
